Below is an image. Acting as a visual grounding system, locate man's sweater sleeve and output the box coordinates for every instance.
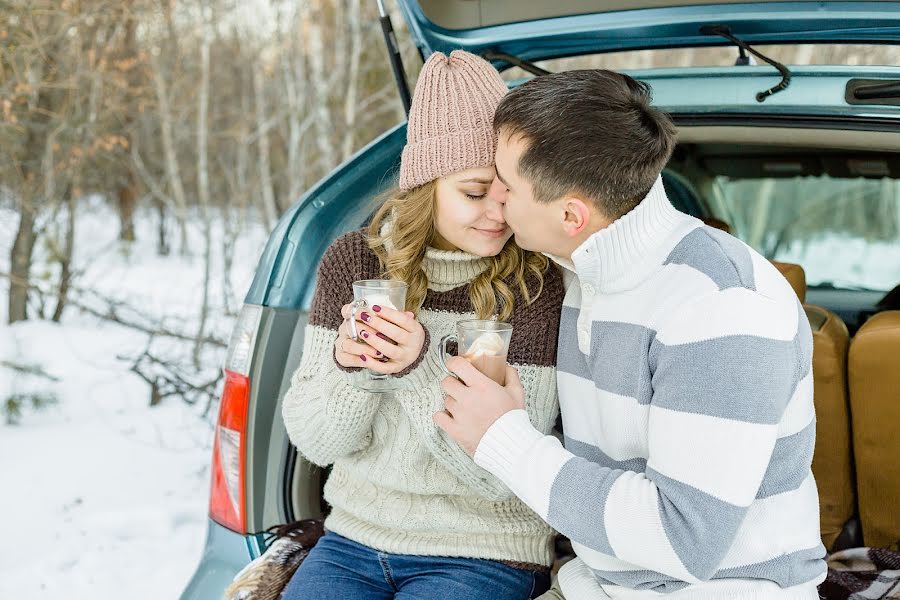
[475,290,804,582]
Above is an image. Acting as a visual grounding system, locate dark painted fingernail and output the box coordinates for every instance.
[376,332,388,341]
[361,331,369,339]
[373,305,382,313]
[379,357,389,363]
[375,350,382,356]
[360,354,367,362]
[361,312,370,322]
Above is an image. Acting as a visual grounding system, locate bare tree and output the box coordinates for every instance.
[151,54,190,254]
[194,4,214,369]
[252,65,280,229]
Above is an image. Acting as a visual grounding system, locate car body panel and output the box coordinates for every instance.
[179,520,263,600]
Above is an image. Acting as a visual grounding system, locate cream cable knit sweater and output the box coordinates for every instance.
[282,229,564,567]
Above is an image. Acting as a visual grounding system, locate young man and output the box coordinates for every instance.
[433,70,826,599]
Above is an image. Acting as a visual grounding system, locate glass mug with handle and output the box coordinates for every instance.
[438,320,513,386]
[347,279,408,392]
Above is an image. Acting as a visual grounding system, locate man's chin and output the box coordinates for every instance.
[512,233,537,252]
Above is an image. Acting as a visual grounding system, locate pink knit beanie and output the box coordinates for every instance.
[399,50,508,190]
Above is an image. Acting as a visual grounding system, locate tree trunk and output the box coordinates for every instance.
[151,54,190,254]
[156,196,170,256]
[52,187,76,322]
[118,171,137,242]
[194,12,213,369]
[305,3,337,174]
[118,1,139,243]
[8,196,37,324]
[341,0,362,161]
[253,66,279,230]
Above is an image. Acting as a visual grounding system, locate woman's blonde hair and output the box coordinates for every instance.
[367,181,549,321]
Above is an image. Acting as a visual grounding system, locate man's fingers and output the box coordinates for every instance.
[443,394,459,415]
[441,374,467,397]
[446,355,490,387]
[432,409,456,435]
[504,365,523,391]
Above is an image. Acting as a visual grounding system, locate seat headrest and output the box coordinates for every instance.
[772,261,807,303]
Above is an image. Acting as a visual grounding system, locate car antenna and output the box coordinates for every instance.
[700,24,791,102]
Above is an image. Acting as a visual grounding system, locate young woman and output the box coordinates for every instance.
[281,50,564,600]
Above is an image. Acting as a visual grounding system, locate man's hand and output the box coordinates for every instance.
[433,356,525,455]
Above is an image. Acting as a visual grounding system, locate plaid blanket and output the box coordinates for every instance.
[820,547,900,600]
[224,518,325,600]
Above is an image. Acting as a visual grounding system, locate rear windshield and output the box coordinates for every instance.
[707,175,900,292]
[502,45,900,79]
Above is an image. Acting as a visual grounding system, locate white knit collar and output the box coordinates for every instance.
[556,176,697,293]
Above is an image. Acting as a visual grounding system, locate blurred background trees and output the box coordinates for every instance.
[1,0,421,326]
[3,0,898,330]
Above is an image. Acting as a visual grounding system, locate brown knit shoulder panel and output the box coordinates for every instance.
[506,264,564,368]
[308,230,382,330]
[420,263,563,368]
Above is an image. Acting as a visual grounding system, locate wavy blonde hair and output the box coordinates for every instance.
[367,181,550,321]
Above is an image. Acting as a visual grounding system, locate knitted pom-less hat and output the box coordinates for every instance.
[399,50,508,190]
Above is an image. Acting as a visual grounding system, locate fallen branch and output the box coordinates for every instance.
[0,360,61,382]
[119,339,222,414]
[0,270,227,348]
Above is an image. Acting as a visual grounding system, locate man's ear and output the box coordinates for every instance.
[561,196,593,237]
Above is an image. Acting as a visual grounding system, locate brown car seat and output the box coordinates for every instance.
[848,311,900,549]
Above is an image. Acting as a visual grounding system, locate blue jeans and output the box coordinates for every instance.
[282,531,550,600]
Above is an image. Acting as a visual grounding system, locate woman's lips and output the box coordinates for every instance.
[474,227,508,239]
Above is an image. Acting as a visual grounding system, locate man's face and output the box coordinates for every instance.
[488,131,571,256]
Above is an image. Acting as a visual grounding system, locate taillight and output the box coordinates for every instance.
[209,304,262,533]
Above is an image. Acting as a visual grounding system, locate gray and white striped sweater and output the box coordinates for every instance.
[475,177,827,599]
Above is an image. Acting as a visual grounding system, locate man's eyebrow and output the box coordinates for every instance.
[494,167,511,189]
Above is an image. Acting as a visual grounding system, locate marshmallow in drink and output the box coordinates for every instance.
[465,332,505,357]
[463,331,508,385]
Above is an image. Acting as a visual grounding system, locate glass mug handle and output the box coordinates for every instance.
[348,299,367,340]
[438,333,460,379]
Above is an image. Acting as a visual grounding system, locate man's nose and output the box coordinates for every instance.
[487,178,507,204]
[485,196,505,223]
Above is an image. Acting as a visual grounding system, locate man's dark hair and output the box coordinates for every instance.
[493,69,677,218]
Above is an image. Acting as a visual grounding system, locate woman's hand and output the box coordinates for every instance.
[334,302,426,375]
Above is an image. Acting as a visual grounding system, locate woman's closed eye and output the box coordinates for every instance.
[461,186,489,200]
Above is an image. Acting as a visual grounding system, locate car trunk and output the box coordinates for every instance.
[263,120,900,553]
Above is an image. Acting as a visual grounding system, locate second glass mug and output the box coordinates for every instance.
[347,279,408,392]
[438,319,513,386]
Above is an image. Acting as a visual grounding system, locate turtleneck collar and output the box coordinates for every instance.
[380,218,492,292]
[550,176,698,293]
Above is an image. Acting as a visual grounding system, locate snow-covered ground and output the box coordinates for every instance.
[0,198,269,599]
